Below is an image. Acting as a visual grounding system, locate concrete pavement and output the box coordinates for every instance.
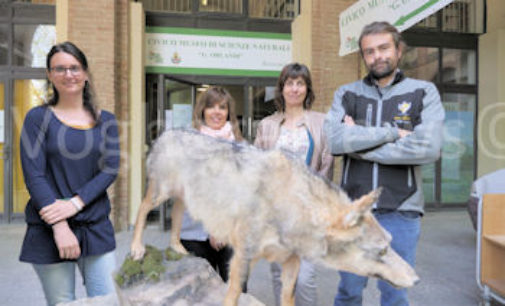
[1,210,483,305]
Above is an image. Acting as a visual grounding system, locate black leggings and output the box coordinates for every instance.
[180,239,232,281]
[180,239,247,292]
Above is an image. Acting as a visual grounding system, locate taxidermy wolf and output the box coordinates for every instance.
[130,129,419,306]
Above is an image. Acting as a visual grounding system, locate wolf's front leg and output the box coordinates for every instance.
[170,198,188,254]
[280,254,301,306]
[131,184,155,260]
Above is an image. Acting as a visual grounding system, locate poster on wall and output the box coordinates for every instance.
[145,27,292,77]
[172,104,193,129]
[165,110,173,130]
[339,0,455,56]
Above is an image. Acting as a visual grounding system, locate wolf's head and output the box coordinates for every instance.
[322,188,419,288]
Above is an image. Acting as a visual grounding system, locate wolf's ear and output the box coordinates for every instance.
[342,188,381,228]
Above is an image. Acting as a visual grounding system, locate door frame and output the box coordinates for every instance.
[0,0,55,223]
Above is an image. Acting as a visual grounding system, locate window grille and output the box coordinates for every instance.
[249,0,298,19]
[139,0,299,19]
[140,0,192,13]
[443,0,472,32]
[413,0,484,34]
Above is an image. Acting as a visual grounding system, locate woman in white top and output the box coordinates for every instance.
[254,63,334,306]
[179,86,243,282]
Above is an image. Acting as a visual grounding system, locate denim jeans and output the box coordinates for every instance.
[33,251,116,306]
[271,259,317,306]
[333,211,421,306]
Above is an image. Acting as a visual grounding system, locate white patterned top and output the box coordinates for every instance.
[275,125,309,161]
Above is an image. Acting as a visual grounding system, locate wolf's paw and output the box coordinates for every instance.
[130,242,146,261]
[171,242,189,255]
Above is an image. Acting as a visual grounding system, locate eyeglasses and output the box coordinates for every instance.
[50,65,83,75]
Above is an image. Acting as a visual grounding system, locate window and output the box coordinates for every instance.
[13,24,55,67]
[249,0,298,19]
[442,48,476,84]
[199,0,242,14]
[414,0,484,34]
[441,93,475,203]
[0,25,7,65]
[139,0,299,19]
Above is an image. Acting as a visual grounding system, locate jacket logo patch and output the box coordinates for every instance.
[398,101,411,115]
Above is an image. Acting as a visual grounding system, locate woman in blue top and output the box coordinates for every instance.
[19,42,120,306]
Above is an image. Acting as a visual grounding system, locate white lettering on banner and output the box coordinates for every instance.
[339,0,455,56]
[145,28,292,77]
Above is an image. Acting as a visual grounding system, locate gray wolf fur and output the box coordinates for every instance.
[131,129,419,306]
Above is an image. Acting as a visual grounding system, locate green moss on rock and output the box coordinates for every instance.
[115,244,166,288]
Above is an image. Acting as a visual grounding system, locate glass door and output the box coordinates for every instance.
[0,78,48,222]
[441,93,476,203]
[0,0,55,222]
[146,75,196,228]
[11,79,48,218]
[165,78,194,131]
[145,75,196,145]
[400,44,477,207]
[0,80,4,218]
[251,85,276,142]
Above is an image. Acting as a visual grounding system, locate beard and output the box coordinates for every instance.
[368,60,396,80]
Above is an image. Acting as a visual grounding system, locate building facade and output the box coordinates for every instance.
[1,0,504,229]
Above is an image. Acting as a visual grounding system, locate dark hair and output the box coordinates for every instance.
[46,41,99,122]
[358,21,404,54]
[274,63,315,112]
[192,86,243,141]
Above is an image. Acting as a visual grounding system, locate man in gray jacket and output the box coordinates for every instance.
[324,21,445,306]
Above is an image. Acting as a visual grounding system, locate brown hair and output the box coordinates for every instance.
[274,63,315,112]
[358,21,405,55]
[46,41,100,122]
[192,87,243,140]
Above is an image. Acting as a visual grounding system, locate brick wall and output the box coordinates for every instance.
[310,0,359,113]
[66,0,130,230]
[114,0,130,231]
[68,0,115,110]
[300,0,360,181]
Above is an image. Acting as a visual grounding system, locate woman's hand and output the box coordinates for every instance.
[209,235,224,251]
[52,221,81,259]
[39,199,79,225]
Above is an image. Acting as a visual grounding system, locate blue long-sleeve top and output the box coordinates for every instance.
[19,105,120,264]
